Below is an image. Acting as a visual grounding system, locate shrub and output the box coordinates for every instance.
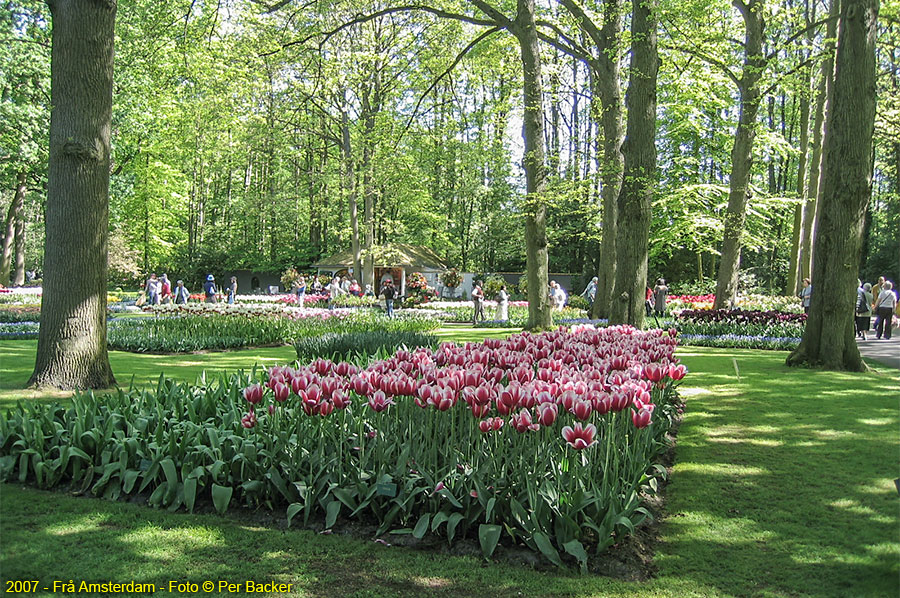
[440,268,462,289]
[567,294,590,311]
[294,331,437,362]
[481,275,507,300]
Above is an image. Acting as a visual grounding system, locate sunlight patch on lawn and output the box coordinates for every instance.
[857,417,894,426]
[675,463,770,476]
[46,515,112,536]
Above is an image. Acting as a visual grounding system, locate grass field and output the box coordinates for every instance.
[0,336,898,597]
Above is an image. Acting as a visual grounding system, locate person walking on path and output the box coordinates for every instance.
[550,281,567,310]
[471,280,485,324]
[581,277,598,308]
[173,280,189,304]
[871,276,885,332]
[160,274,172,304]
[653,278,669,316]
[496,284,509,321]
[295,275,307,306]
[145,273,160,306]
[380,279,396,318]
[874,281,897,340]
[856,282,874,340]
[326,276,343,310]
[799,278,812,314]
[203,274,218,303]
[226,276,237,304]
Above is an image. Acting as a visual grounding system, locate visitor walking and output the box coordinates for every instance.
[799,278,812,314]
[856,282,874,340]
[653,278,668,316]
[173,280,189,304]
[496,284,509,321]
[874,281,897,340]
[349,279,362,297]
[227,276,237,304]
[871,276,885,332]
[471,280,485,324]
[145,273,160,306]
[380,279,396,318]
[550,281,567,310]
[295,275,307,306]
[326,276,343,310]
[581,277,598,308]
[160,274,172,304]
[645,286,654,316]
[203,274,217,303]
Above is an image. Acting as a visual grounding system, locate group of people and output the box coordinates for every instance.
[470,280,510,324]
[143,273,237,306]
[580,276,669,317]
[856,276,897,341]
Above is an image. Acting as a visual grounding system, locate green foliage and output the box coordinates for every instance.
[107,312,440,353]
[293,331,437,362]
[481,276,507,300]
[281,268,301,289]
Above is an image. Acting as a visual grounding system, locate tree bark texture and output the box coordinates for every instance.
[592,0,625,320]
[29,0,116,389]
[0,171,26,286]
[608,0,658,328]
[514,0,551,329]
[341,102,361,280]
[786,52,812,295]
[786,0,877,371]
[713,0,765,309]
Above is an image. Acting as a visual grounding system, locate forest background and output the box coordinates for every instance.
[1,0,898,294]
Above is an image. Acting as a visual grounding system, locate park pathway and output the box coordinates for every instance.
[857,334,899,369]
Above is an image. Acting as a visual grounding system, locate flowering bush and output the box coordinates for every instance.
[281,267,301,290]
[1,326,686,569]
[403,272,437,308]
[676,308,806,326]
[440,268,462,289]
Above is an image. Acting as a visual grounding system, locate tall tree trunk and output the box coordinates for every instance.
[13,191,25,286]
[593,0,625,320]
[786,66,811,295]
[787,0,877,371]
[713,0,766,309]
[801,0,839,281]
[608,0,658,327]
[30,0,116,389]
[0,171,26,285]
[514,0,551,329]
[341,98,361,280]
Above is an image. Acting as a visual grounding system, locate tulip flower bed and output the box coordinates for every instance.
[0,326,685,570]
[107,312,440,353]
[293,331,438,362]
[676,308,806,326]
[0,306,41,323]
[666,294,803,313]
[671,310,804,350]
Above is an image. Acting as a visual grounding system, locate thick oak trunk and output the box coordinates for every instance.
[29,0,116,390]
[787,0,877,371]
[786,48,813,295]
[608,0,658,327]
[713,0,765,309]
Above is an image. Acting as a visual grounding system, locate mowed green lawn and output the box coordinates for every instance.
[0,337,897,598]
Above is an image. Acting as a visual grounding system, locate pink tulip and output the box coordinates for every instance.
[643,363,666,383]
[573,400,592,421]
[304,384,322,405]
[510,409,540,433]
[331,389,350,410]
[669,364,687,381]
[471,402,490,418]
[241,410,257,429]
[267,404,276,416]
[318,401,335,417]
[536,402,558,426]
[243,384,263,405]
[632,407,652,428]
[273,382,290,403]
[562,422,597,450]
[368,390,394,412]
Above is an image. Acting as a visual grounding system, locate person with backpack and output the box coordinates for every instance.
[203,275,218,303]
[380,279,396,318]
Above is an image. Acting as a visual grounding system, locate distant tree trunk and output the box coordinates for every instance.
[0,171,26,285]
[608,0,658,327]
[30,0,116,389]
[787,35,813,296]
[513,0,551,329]
[341,98,361,280]
[801,0,838,282]
[592,0,625,320]
[787,0,877,371]
[13,192,25,286]
[713,0,765,309]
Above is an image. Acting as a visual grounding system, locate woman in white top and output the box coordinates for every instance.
[874,281,897,340]
[496,285,509,321]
